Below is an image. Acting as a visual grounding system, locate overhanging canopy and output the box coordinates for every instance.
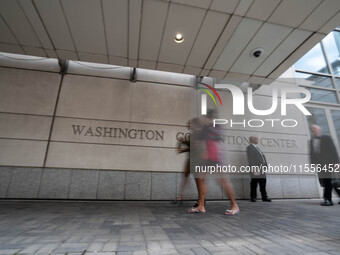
[1,0,340,83]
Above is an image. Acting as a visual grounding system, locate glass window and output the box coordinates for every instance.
[295,72,333,88]
[306,107,330,136]
[294,43,330,74]
[304,87,337,104]
[335,78,340,89]
[322,31,340,76]
[331,110,340,146]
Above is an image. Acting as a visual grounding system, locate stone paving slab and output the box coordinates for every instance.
[0,200,339,254]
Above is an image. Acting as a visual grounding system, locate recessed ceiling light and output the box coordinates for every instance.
[174,33,184,43]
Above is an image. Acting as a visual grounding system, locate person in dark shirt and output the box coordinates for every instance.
[310,124,340,206]
[246,136,271,202]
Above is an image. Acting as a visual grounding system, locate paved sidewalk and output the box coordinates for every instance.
[0,200,339,255]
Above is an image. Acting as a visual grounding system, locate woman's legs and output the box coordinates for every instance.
[174,160,190,202]
[218,177,239,212]
[190,177,206,212]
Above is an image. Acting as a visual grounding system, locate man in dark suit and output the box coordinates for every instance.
[310,124,340,206]
[246,136,271,202]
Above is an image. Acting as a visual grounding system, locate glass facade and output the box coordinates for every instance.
[305,107,330,136]
[295,28,340,105]
[305,87,337,104]
[295,27,340,147]
[331,110,340,143]
[323,31,340,76]
[295,44,330,74]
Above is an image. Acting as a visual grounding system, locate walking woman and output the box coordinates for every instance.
[189,110,239,215]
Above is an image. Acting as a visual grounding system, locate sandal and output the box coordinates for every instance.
[188,208,205,213]
[225,209,240,215]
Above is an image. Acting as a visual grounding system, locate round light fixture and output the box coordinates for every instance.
[174,33,184,43]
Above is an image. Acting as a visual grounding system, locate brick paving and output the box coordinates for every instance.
[0,199,339,255]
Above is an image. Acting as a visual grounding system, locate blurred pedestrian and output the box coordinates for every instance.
[189,109,239,215]
[172,121,191,204]
[173,118,202,205]
[310,124,340,206]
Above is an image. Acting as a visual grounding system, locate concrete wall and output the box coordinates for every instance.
[0,167,319,200]
[0,64,320,200]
